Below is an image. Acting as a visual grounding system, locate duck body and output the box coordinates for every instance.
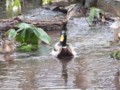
[0,39,15,54]
[3,39,15,54]
[52,42,76,58]
[51,29,76,58]
[57,44,76,58]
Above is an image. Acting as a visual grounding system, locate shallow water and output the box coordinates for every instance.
[0,1,120,89]
[0,16,120,90]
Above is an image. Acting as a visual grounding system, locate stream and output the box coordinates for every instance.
[0,16,120,90]
[0,0,120,90]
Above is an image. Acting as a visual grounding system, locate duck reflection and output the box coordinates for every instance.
[59,57,73,85]
[4,54,14,63]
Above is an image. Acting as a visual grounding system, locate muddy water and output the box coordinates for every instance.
[1,1,120,89]
[0,16,120,90]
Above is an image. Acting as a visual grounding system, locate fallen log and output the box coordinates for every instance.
[0,18,19,32]
[23,18,66,31]
[0,16,66,32]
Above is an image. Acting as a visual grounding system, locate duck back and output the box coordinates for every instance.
[57,47,73,58]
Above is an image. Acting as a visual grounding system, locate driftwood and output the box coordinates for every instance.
[0,17,66,32]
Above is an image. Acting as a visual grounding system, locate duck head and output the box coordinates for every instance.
[60,30,67,47]
[59,22,68,47]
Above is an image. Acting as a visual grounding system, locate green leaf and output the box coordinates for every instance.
[110,51,120,59]
[6,22,51,52]
[88,7,96,25]
[16,28,24,33]
[33,28,51,44]
[24,29,32,43]
[18,44,32,52]
[29,33,38,45]
[16,29,26,43]
[19,29,26,39]
[87,7,103,25]
[17,23,32,29]
[31,45,38,50]
[17,44,38,52]
[116,52,120,60]
[6,29,17,40]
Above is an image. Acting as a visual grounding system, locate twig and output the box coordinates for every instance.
[80,8,91,26]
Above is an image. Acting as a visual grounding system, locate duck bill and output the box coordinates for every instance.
[60,35,64,42]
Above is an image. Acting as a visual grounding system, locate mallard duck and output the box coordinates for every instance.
[3,39,15,54]
[0,39,15,54]
[0,39,15,62]
[51,25,76,58]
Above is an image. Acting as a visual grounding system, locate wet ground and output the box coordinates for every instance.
[0,16,120,90]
